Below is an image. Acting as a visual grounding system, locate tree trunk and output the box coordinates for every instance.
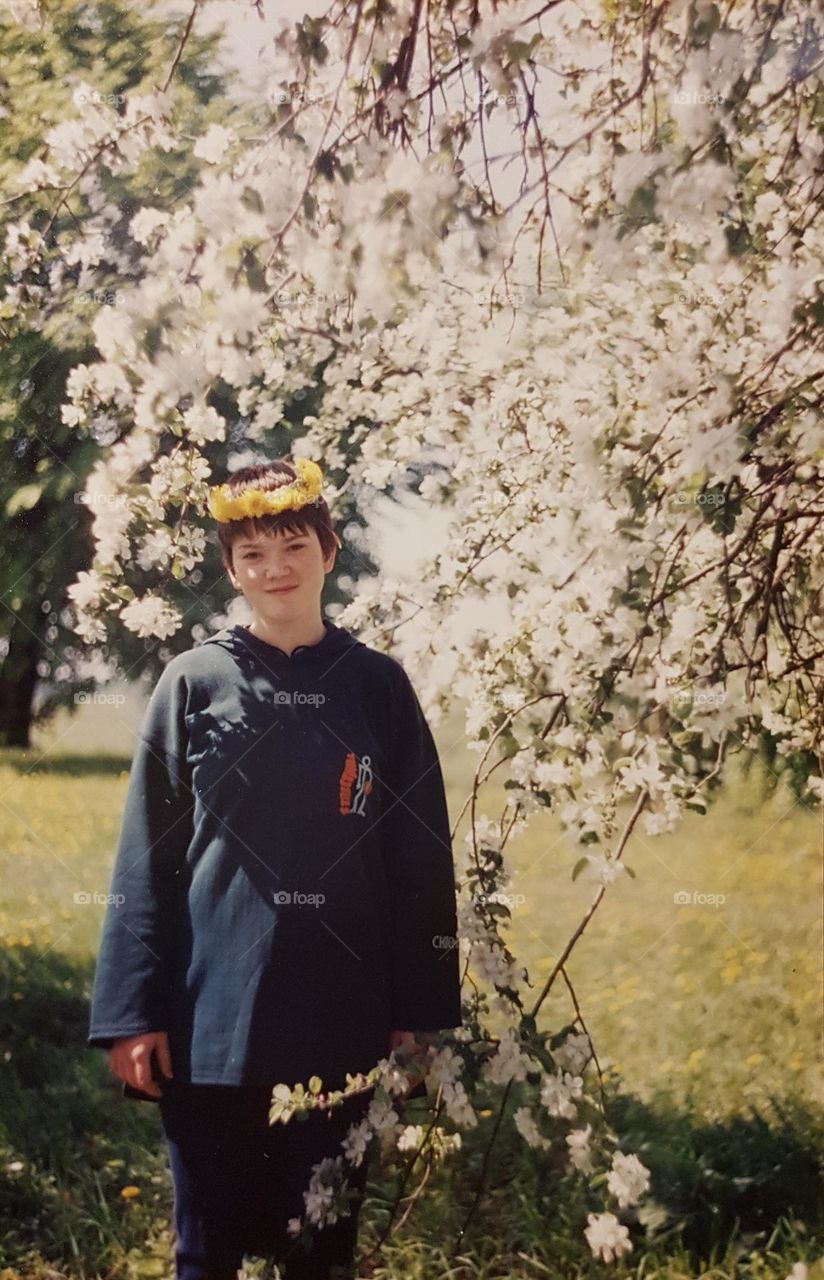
[0,630,40,748]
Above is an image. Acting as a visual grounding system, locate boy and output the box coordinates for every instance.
[88,455,463,1280]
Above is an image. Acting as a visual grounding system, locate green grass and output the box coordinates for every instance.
[0,703,822,1277]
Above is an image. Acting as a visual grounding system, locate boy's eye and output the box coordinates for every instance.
[241,544,306,559]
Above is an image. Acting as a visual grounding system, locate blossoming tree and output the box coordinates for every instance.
[6,0,823,1265]
[0,0,234,743]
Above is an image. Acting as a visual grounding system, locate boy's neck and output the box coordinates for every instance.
[245,611,327,656]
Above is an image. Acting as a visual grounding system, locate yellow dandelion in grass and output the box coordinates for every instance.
[685,1048,706,1073]
[120,1185,141,1199]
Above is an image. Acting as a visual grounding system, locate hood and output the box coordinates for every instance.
[200,614,361,668]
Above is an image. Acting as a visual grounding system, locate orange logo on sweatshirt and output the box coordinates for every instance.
[338,751,373,817]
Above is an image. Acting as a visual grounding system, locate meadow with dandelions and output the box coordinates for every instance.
[0,700,822,1280]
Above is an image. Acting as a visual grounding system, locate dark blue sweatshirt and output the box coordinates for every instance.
[88,617,463,1089]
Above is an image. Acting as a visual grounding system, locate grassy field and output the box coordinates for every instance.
[0,696,822,1278]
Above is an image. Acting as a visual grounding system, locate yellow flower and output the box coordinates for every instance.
[206,485,233,521]
[685,1048,705,1073]
[241,490,271,518]
[206,458,324,523]
[120,1185,141,1199]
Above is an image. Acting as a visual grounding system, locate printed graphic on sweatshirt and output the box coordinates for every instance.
[338,750,373,817]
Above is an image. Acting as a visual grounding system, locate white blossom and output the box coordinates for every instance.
[584,1211,633,1263]
[341,1118,371,1168]
[193,123,233,164]
[540,1071,583,1120]
[67,569,106,612]
[513,1106,551,1151]
[120,595,180,640]
[396,1124,425,1152]
[566,1124,594,1174]
[607,1151,651,1208]
[552,1032,593,1076]
[482,1032,540,1085]
[129,207,169,246]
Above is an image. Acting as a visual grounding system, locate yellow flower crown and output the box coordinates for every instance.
[207,458,324,523]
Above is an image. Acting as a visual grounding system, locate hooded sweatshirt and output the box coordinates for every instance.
[87,616,463,1090]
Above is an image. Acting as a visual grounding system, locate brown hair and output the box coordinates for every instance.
[215,458,341,571]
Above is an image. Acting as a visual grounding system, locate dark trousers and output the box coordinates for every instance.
[158,1081,373,1280]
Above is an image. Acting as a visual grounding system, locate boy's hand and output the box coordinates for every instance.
[108,1031,173,1099]
[388,1029,433,1095]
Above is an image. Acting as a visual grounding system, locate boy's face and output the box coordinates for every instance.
[225,526,337,619]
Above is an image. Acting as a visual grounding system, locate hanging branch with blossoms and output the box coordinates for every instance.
[5,0,824,1266]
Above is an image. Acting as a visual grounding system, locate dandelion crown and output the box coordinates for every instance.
[207,458,324,523]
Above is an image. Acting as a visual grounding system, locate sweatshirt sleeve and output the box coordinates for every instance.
[379,663,463,1032]
[88,660,193,1050]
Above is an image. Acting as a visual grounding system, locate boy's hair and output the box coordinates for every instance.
[216,459,341,570]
